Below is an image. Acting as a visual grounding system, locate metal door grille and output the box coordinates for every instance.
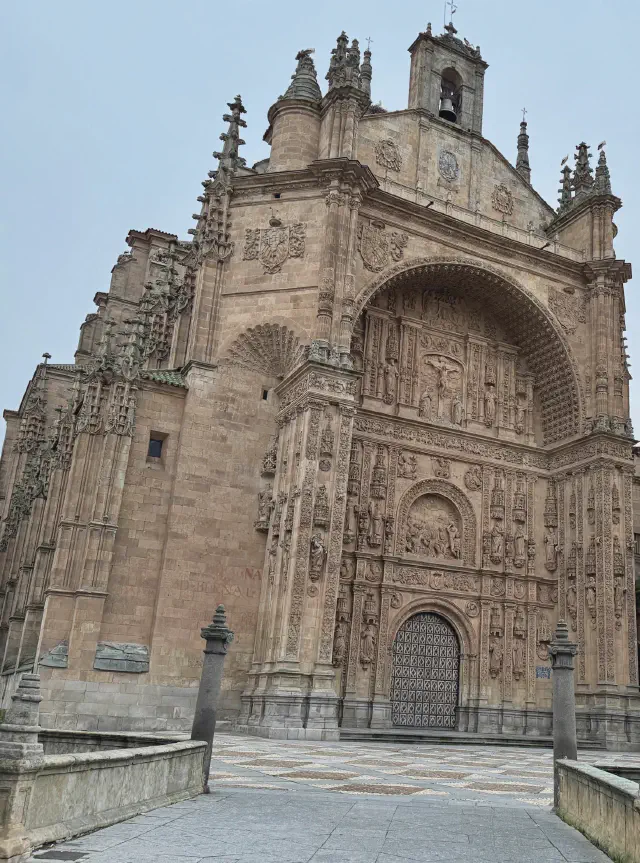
[391,613,459,728]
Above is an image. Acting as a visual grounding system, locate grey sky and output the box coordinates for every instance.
[2,0,638,439]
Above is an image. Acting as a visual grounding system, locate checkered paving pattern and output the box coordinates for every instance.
[207,733,559,805]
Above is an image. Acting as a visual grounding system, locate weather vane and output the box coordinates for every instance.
[444,0,457,26]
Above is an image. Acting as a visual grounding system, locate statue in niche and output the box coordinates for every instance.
[356,504,369,550]
[505,533,515,561]
[383,361,398,404]
[340,557,352,580]
[332,620,349,666]
[418,390,433,420]
[514,527,526,561]
[424,356,461,419]
[451,393,464,426]
[368,499,384,547]
[586,574,597,620]
[614,575,626,625]
[484,385,497,426]
[512,638,525,680]
[343,501,356,541]
[489,637,503,678]
[515,398,526,434]
[544,527,558,571]
[360,622,377,668]
[256,485,273,526]
[397,451,417,479]
[280,534,291,588]
[490,524,504,561]
[567,581,577,627]
[268,538,278,585]
[309,534,326,580]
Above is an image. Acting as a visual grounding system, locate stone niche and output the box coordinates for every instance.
[404,493,462,561]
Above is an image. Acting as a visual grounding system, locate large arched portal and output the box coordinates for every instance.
[352,258,582,445]
[390,612,460,728]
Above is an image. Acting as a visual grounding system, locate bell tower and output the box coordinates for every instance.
[407,22,488,134]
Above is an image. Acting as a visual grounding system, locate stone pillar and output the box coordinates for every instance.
[190,605,233,793]
[549,620,578,807]
[0,673,44,863]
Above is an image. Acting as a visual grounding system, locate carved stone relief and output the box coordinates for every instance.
[491,184,514,215]
[548,289,587,335]
[357,221,408,272]
[243,222,306,273]
[405,494,461,560]
[375,139,402,172]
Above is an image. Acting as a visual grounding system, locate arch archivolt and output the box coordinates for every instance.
[395,478,476,565]
[352,256,584,445]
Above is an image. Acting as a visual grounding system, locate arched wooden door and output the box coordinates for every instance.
[390,612,460,728]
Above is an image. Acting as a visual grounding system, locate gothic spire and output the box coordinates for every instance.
[326,31,369,95]
[594,147,612,195]
[515,119,531,184]
[283,50,322,102]
[557,165,572,213]
[211,95,247,188]
[572,141,594,201]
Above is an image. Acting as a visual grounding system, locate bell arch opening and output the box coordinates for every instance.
[351,259,582,445]
[390,611,460,728]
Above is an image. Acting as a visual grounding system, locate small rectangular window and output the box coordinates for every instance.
[262,389,269,401]
[148,437,164,459]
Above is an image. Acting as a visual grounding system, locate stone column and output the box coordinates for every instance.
[549,620,578,807]
[191,605,233,793]
[0,673,44,863]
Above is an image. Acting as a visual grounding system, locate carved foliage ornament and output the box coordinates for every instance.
[243,223,305,273]
[491,184,514,215]
[438,150,459,182]
[375,139,402,172]
[357,220,408,273]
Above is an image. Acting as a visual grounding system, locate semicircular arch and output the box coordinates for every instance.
[353,256,583,445]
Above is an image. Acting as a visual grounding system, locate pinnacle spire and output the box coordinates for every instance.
[572,142,594,201]
[283,49,322,102]
[558,165,572,213]
[594,147,612,195]
[326,31,371,95]
[515,119,531,184]
[211,96,247,186]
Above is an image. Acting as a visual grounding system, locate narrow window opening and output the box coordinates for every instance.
[273,193,281,199]
[148,436,164,459]
[262,389,269,401]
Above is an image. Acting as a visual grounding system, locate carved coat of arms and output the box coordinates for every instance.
[357,220,408,273]
[491,183,514,215]
[438,150,459,182]
[243,223,306,274]
[548,289,586,334]
[375,139,402,172]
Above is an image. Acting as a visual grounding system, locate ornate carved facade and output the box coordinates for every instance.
[1,25,638,748]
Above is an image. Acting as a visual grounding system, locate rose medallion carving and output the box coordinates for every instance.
[438,150,459,182]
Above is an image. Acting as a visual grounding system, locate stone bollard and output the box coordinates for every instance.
[191,605,233,793]
[0,673,45,862]
[548,619,578,809]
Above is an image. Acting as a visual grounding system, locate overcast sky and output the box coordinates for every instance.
[2,0,639,439]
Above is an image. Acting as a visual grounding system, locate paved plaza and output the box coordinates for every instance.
[30,734,619,862]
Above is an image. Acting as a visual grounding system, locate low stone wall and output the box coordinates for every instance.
[556,759,640,863]
[0,739,206,859]
[40,728,181,755]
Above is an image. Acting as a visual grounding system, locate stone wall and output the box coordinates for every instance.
[556,759,640,863]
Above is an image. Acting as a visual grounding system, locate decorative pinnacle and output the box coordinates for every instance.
[211,95,247,184]
[516,116,530,184]
[283,49,322,102]
[554,619,570,643]
[594,147,612,195]
[42,352,51,363]
[201,604,234,651]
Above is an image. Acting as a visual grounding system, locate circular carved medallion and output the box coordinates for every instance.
[438,150,459,182]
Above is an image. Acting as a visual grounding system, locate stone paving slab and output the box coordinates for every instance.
[29,734,615,863]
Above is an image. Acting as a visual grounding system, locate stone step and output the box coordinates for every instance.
[339,727,606,749]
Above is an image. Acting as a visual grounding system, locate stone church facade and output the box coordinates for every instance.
[1,24,638,747]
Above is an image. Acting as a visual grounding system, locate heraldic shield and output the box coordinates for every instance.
[260,227,290,274]
[358,221,389,272]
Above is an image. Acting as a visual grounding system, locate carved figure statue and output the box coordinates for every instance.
[427,357,457,401]
[451,393,464,426]
[484,385,497,426]
[514,527,526,560]
[512,638,525,679]
[489,638,503,678]
[418,390,433,420]
[309,533,326,580]
[515,400,526,434]
[566,582,577,625]
[368,499,383,547]
[464,465,482,491]
[356,504,369,549]
[384,361,398,403]
[340,557,352,580]
[491,524,504,560]
[332,620,349,666]
[586,574,597,619]
[397,451,417,479]
[280,534,291,587]
[614,575,626,620]
[446,522,461,558]
[268,538,278,585]
[544,527,558,570]
[360,623,377,667]
[257,485,273,522]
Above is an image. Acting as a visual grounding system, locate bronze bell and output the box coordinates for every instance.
[439,96,457,123]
